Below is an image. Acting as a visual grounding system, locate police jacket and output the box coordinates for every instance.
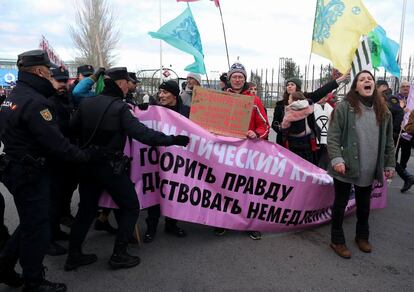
[0,71,89,162]
[49,92,73,139]
[70,78,175,152]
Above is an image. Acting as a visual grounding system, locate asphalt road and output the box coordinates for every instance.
[1,110,414,292]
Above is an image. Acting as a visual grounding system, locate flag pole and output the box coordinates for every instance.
[159,0,163,83]
[307,1,319,88]
[395,0,407,91]
[218,4,230,69]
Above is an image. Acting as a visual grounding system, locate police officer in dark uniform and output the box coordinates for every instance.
[64,67,190,271]
[0,50,95,292]
[124,72,139,106]
[47,67,79,256]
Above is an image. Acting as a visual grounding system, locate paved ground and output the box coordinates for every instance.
[1,111,414,292]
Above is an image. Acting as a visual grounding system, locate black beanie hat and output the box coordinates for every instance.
[286,78,302,91]
[159,80,180,97]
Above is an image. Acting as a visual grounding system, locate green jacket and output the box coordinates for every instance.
[327,99,395,184]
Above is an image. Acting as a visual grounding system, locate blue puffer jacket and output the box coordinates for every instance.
[72,77,96,107]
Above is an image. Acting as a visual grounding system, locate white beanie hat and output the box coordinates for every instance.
[187,73,201,85]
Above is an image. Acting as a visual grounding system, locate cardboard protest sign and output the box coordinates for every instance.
[189,87,253,138]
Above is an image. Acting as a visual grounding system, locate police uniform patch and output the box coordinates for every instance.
[40,109,53,121]
[391,98,398,104]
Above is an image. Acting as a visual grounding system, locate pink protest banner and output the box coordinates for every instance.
[99,106,387,232]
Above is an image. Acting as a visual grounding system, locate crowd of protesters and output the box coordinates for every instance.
[1,47,412,291]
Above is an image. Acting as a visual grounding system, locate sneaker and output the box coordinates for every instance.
[143,229,156,243]
[22,279,67,292]
[330,243,351,259]
[214,228,226,236]
[60,215,75,228]
[64,251,98,271]
[94,219,118,234]
[164,224,187,238]
[108,252,141,270]
[248,231,262,240]
[355,238,372,253]
[47,242,67,256]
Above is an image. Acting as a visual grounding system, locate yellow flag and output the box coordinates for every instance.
[311,0,377,73]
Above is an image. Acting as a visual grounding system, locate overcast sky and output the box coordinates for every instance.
[0,0,412,79]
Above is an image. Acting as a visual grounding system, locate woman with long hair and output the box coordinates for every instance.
[272,74,349,147]
[327,70,395,259]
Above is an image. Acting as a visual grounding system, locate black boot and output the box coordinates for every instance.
[397,163,414,193]
[108,241,140,269]
[0,256,23,287]
[64,248,97,271]
[22,279,67,292]
[401,175,414,193]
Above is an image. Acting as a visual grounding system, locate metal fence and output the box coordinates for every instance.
[136,57,414,108]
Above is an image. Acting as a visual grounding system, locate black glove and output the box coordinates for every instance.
[172,135,190,147]
[137,103,149,110]
[91,67,105,81]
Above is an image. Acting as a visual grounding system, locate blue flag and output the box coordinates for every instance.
[372,25,401,78]
[149,7,206,74]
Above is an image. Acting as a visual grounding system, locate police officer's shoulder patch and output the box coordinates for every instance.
[391,98,398,104]
[40,108,53,121]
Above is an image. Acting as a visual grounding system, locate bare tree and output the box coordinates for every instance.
[70,0,119,68]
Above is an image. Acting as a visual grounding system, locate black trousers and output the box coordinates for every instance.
[69,163,139,250]
[49,164,78,240]
[331,178,372,244]
[146,205,177,231]
[1,163,51,285]
[394,133,412,169]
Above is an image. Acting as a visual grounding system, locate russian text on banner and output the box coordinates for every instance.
[99,106,387,232]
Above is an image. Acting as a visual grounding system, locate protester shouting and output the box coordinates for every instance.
[327,70,395,259]
[215,62,269,240]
